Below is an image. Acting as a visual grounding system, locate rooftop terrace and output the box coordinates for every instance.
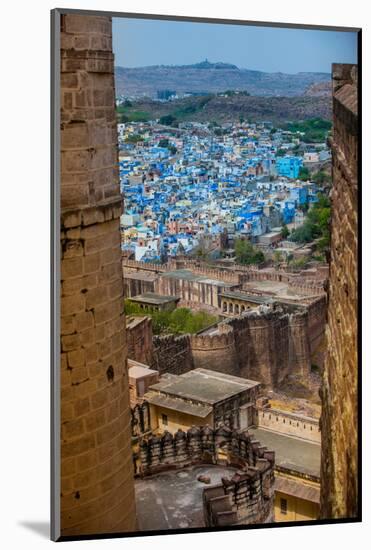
[148,368,260,405]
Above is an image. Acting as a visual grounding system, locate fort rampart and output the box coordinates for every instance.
[130,301,324,389]
[135,425,275,527]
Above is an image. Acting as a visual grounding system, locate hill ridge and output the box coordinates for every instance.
[114,63,331,98]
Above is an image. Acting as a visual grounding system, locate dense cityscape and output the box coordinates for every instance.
[118,114,331,268]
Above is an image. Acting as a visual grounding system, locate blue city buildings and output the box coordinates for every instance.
[276,156,303,179]
[290,186,308,206]
[118,120,330,261]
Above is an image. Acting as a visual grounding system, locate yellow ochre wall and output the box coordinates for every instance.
[274,491,319,522]
[149,404,213,434]
[274,470,320,522]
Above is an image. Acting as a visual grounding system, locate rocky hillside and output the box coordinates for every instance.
[117,94,332,124]
[304,81,332,97]
[114,61,331,98]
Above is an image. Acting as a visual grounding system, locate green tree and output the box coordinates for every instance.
[284,118,332,143]
[124,133,143,144]
[281,223,290,239]
[235,239,265,265]
[123,301,217,335]
[313,170,331,185]
[290,223,314,243]
[119,114,129,123]
[298,166,310,181]
[159,114,177,126]
[290,192,331,249]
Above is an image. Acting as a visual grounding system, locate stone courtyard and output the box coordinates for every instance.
[135,465,238,530]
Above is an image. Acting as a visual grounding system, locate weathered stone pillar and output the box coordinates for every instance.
[320,63,358,519]
[60,13,136,535]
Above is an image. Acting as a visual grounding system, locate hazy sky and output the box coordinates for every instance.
[112,17,357,74]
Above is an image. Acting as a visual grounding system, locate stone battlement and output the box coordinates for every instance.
[142,301,320,388]
[190,324,235,349]
[123,258,170,273]
[136,425,275,527]
[137,425,274,479]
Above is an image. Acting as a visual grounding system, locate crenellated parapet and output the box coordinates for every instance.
[131,401,151,438]
[123,258,170,273]
[136,425,275,526]
[190,324,238,376]
[137,425,274,475]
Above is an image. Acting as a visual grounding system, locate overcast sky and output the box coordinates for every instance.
[112,17,357,74]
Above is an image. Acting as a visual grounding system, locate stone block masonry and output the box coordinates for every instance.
[152,333,194,375]
[60,14,136,536]
[144,302,313,389]
[320,64,358,519]
[126,316,154,366]
[190,324,239,377]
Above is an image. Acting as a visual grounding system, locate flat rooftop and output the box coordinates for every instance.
[161,269,235,288]
[148,368,260,405]
[243,280,303,300]
[128,359,158,379]
[129,292,180,305]
[123,270,158,282]
[250,427,320,478]
[144,392,212,418]
[220,291,272,304]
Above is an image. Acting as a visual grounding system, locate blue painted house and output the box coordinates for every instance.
[290,186,308,206]
[276,156,303,179]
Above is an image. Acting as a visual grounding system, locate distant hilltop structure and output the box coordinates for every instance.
[187,59,239,70]
[114,62,331,98]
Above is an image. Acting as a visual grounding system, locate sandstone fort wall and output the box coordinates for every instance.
[60,14,136,536]
[320,64,358,519]
[152,333,194,375]
[133,304,313,389]
[126,316,153,366]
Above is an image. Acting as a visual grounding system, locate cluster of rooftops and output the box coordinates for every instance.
[118,120,328,263]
